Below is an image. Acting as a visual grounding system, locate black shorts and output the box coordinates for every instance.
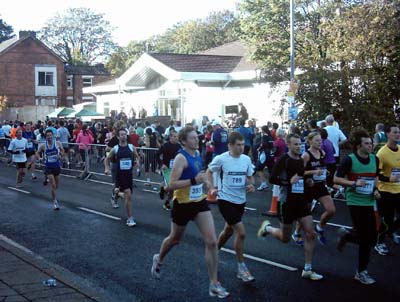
[171,199,210,226]
[26,151,35,158]
[218,199,245,226]
[44,167,61,176]
[115,172,133,192]
[305,182,329,203]
[16,162,26,169]
[278,200,311,225]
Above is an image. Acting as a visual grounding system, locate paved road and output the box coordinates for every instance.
[0,163,399,302]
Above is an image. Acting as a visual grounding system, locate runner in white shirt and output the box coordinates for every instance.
[207,131,256,282]
[8,128,28,188]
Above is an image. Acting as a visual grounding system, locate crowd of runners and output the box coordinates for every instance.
[1,114,399,298]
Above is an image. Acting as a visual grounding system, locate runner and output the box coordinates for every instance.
[334,127,379,284]
[292,131,336,246]
[207,132,256,282]
[374,124,400,255]
[36,129,64,210]
[257,133,323,281]
[105,128,139,227]
[158,129,181,210]
[56,120,71,168]
[23,123,38,180]
[151,126,229,298]
[8,128,28,188]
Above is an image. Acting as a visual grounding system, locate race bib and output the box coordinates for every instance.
[189,184,203,200]
[313,168,327,181]
[48,154,58,163]
[227,173,246,188]
[355,177,375,195]
[391,168,400,184]
[291,178,304,194]
[169,159,174,169]
[27,142,33,149]
[120,158,132,170]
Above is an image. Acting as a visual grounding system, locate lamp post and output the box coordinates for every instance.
[290,0,295,83]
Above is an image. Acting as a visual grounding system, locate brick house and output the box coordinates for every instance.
[0,31,112,122]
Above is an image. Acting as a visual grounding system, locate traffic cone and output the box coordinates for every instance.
[374,201,380,231]
[266,184,279,216]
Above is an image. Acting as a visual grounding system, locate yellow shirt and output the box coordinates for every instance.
[377,144,400,193]
[173,185,206,204]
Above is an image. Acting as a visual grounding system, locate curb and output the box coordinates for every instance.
[0,234,119,302]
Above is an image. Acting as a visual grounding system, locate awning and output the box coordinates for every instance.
[47,107,76,118]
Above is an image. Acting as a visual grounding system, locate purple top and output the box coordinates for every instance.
[273,138,287,163]
[322,138,336,164]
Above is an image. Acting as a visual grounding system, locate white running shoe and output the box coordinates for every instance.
[257,183,269,191]
[354,270,376,285]
[301,270,323,281]
[209,282,230,298]
[53,200,60,211]
[151,254,161,279]
[374,243,389,255]
[126,217,137,227]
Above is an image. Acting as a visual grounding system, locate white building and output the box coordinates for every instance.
[84,41,289,126]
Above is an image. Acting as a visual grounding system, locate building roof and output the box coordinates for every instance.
[0,37,19,54]
[147,53,242,73]
[65,64,111,76]
[198,40,248,56]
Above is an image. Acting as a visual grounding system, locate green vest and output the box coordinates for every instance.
[345,153,376,206]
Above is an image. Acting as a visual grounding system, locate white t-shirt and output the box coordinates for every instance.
[325,125,347,157]
[57,127,70,146]
[8,138,28,162]
[208,151,254,204]
[3,124,11,136]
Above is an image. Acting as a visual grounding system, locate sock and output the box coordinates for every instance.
[316,224,323,232]
[238,262,246,271]
[265,225,273,233]
[304,263,312,271]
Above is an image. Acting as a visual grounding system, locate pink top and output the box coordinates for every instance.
[76,131,94,150]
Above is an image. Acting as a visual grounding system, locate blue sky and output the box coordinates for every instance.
[2,0,239,46]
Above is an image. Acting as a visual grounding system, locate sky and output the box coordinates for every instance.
[1,0,239,46]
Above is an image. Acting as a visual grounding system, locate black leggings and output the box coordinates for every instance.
[345,206,376,272]
[377,191,400,244]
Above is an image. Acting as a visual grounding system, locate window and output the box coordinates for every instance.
[82,77,93,87]
[38,71,54,86]
[67,76,73,89]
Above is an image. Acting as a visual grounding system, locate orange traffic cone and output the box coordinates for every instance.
[266,184,279,216]
[374,201,380,231]
[207,187,218,203]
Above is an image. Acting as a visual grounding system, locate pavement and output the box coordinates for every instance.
[0,235,114,302]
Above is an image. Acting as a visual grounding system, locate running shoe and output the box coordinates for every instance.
[354,270,376,285]
[53,200,60,211]
[126,217,137,227]
[110,194,119,209]
[237,267,255,283]
[257,183,269,191]
[163,202,171,211]
[151,254,161,279]
[291,233,304,247]
[209,282,230,298]
[257,220,271,237]
[374,243,389,256]
[301,270,323,281]
[315,226,327,245]
[336,227,349,252]
[31,175,37,180]
[334,188,345,199]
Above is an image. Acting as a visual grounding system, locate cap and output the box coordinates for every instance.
[211,120,221,126]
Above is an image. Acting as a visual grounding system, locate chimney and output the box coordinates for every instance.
[19,31,37,39]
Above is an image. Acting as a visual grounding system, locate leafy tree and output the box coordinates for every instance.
[39,8,116,65]
[0,18,15,43]
[238,0,400,132]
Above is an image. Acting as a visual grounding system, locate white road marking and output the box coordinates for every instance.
[0,234,34,255]
[7,187,30,194]
[142,189,158,194]
[245,207,257,211]
[87,179,113,186]
[77,207,121,221]
[313,220,351,229]
[221,247,298,271]
[61,174,76,178]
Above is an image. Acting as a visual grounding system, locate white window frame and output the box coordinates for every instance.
[38,71,54,86]
[82,75,93,87]
[67,76,73,89]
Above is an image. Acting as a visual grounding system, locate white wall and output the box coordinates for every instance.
[34,65,57,97]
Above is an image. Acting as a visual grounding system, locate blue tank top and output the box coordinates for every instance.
[23,131,35,151]
[45,141,60,168]
[180,149,204,180]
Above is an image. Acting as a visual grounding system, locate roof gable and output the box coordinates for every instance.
[148,53,243,73]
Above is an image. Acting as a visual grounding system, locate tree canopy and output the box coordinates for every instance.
[39,7,116,65]
[0,18,15,43]
[106,10,240,76]
[237,0,400,132]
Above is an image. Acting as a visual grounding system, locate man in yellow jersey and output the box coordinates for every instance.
[375,124,400,255]
[151,126,229,299]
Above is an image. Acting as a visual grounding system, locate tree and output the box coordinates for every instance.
[238,0,400,132]
[0,18,15,43]
[39,8,116,65]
